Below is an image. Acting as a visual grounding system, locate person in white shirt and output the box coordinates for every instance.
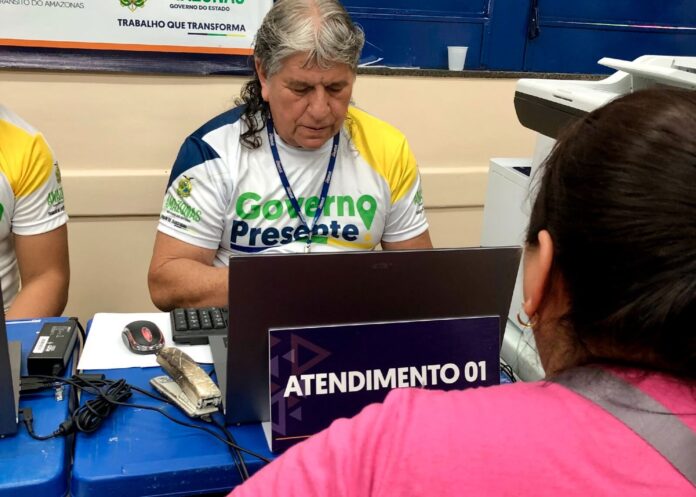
[149,0,432,311]
[0,105,69,318]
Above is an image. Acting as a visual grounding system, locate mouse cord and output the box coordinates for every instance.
[19,374,272,465]
[206,414,250,481]
[21,375,133,439]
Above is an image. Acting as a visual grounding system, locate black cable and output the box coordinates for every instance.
[107,399,271,463]
[20,408,62,440]
[22,331,263,478]
[100,396,271,462]
[207,414,247,482]
[91,374,253,479]
[20,374,272,464]
[208,415,250,481]
[73,379,132,433]
[23,375,128,433]
[128,381,252,478]
[499,361,517,382]
[68,317,86,343]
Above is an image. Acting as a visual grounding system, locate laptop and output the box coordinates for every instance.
[0,286,21,436]
[211,247,521,425]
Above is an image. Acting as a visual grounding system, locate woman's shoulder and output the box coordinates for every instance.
[375,380,609,452]
[385,370,695,425]
[368,377,694,494]
[382,381,568,422]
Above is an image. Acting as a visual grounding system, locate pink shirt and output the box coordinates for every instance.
[230,370,696,496]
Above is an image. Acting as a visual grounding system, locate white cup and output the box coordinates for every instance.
[447,46,468,71]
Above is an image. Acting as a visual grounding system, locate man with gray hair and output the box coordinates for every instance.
[149,0,432,311]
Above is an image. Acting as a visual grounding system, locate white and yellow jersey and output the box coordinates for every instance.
[0,105,68,308]
[158,106,428,265]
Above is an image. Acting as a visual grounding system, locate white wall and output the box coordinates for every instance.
[0,70,535,323]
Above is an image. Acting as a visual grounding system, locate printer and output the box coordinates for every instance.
[482,55,696,381]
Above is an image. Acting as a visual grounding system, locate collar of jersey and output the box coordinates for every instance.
[273,128,337,155]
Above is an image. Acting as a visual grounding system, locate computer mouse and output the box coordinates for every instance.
[121,320,165,355]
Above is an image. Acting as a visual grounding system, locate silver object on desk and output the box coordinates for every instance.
[150,375,219,418]
[155,346,221,415]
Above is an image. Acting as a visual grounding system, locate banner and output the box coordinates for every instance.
[0,0,272,55]
[268,316,500,452]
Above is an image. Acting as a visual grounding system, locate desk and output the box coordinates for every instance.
[71,365,274,497]
[72,311,511,496]
[0,318,72,497]
[72,363,511,497]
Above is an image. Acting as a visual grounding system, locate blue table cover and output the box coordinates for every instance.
[0,318,71,497]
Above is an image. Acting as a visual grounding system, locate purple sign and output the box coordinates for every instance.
[268,316,499,452]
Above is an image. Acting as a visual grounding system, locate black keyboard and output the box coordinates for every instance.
[170,306,229,345]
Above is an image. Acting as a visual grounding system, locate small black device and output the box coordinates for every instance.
[170,307,228,345]
[27,320,79,376]
[121,320,165,355]
[0,286,21,437]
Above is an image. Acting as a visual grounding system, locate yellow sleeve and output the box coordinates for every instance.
[16,132,54,198]
[347,106,418,204]
[0,115,67,234]
[0,118,54,198]
[346,107,428,242]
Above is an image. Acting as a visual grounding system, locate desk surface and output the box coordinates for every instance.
[71,365,274,497]
[72,365,511,497]
[0,318,71,497]
[73,314,512,497]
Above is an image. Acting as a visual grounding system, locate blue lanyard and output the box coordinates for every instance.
[266,118,340,253]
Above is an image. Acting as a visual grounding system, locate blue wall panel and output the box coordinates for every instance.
[482,0,530,70]
[354,15,484,69]
[341,0,695,73]
[538,1,696,26]
[524,26,696,73]
[344,0,488,15]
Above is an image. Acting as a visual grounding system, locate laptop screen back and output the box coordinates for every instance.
[0,283,19,436]
[225,247,520,424]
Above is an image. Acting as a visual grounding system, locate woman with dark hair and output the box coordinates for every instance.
[149,0,432,311]
[229,88,696,496]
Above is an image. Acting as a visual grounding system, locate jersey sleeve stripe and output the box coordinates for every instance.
[346,107,418,204]
[166,106,246,189]
[167,136,221,189]
[0,120,54,197]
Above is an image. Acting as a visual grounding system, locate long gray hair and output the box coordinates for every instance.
[235,0,365,148]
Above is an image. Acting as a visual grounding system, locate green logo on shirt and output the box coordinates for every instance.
[165,193,202,222]
[47,187,64,206]
[176,176,193,198]
[235,191,377,229]
[230,191,378,251]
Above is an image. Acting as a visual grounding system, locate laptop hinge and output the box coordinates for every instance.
[0,341,21,437]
